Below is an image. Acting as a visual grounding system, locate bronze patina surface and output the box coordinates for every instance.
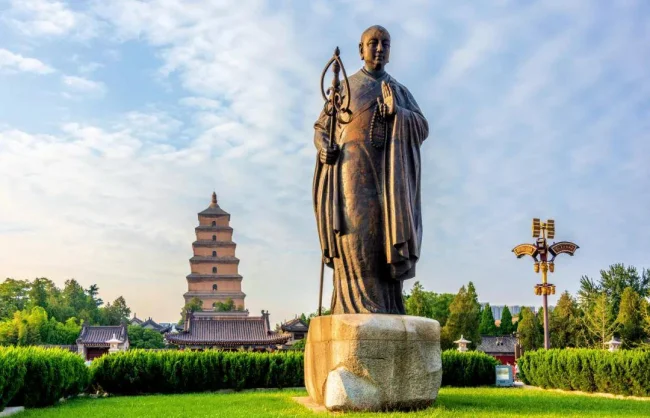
[313,26,429,314]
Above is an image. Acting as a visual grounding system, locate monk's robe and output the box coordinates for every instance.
[312,68,429,314]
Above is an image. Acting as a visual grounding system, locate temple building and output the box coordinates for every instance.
[166,193,290,350]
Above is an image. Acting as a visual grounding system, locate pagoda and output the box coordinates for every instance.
[184,191,247,315]
[167,192,290,350]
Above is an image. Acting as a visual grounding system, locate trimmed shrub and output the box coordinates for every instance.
[90,350,304,395]
[0,348,26,411]
[441,350,499,387]
[0,346,89,408]
[518,349,650,397]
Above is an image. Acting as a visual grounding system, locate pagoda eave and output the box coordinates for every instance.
[190,256,240,264]
[183,291,246,299]
[192,240,237,248]
[195,226,234,232]
[186,274,243,282]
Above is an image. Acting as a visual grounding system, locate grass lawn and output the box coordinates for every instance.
[14,387,650,418]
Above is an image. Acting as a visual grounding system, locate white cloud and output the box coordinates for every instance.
[4,0,98,38]
[61,75,106,96]
[0,48,55,74]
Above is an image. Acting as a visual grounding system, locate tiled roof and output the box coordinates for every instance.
[77,325,127,347]
[477,335,517,354]
[167,316,290,346]
[281,318,309,332]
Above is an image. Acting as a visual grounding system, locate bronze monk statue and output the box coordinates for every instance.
[313,25,429,315]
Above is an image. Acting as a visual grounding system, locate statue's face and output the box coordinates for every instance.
[359,28,391,71]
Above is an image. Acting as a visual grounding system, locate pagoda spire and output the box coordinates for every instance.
[210,191,218,208]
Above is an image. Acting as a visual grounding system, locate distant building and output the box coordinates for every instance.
[167,310,289,350]
[76,324,129,361]
[477,335,516,365]
[166,193,288,350]
[281,318,309,343]
[129,315,180,333]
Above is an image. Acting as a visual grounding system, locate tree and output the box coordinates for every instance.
[86,284,103,307]
[550,291,580,348]
[615,287,646,348]
[441,283,481,350]
[100,296,131,325]
[581,292,616,348]
[405,282,454,326]
[479,304,498,336]
[0,307,80,346]
[517,307,542,351]
[0,279,30,320]
[579,264,650,315]
[213,298,235,312]
[178,297,204,324]
[127,325,165,349]
[498,306,515,336]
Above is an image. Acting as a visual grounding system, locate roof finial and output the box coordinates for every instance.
[210,191,217,207]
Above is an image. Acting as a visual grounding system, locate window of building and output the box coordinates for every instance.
[212,235,216,241]
[212,221,216,226]
[212,284,218,291]
[212,251,217,257]
[212,267,217,273]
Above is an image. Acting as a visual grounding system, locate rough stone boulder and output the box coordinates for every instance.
[304,314,442,412]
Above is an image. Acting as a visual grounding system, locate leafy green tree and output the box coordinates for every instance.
[100,296,131,325]
[178,297,204,324]
[498,306,515,335]
[479,304,498,336]
[442,283,481,350]
[517,307,542,351]
[581,292,616,348]
[298,308,331,327]
[579,264,649,315]
[615,287,646,348]
[213,298,235,312]
[405,282,454,326]
[127,325,165,349]
[550,291,580,348]
[0,279,30,320]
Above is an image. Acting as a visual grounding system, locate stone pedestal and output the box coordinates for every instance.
[304,314,442,412]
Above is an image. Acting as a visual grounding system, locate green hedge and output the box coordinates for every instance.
[518,349,650,397]
[441,350,499,387]
[0,348,26,411]
[90,350,304,395]
[0,347,89,409]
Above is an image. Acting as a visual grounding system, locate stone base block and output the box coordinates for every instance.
[304,314,442,412]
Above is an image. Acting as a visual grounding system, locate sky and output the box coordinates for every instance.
[0,0,649,325]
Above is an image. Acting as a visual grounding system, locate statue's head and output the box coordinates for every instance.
[359,25,391,72]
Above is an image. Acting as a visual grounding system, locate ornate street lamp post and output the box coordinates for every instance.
[512,218,579,349]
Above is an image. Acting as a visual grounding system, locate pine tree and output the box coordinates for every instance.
[517,307,542,351]
[479,303,498,336]
[550,291,580,348]
[615,287,646,348]
[498,306,514,335]
[442,283,481,350]
[581,292,616,348]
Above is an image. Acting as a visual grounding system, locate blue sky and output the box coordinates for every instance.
[0,0,648,324]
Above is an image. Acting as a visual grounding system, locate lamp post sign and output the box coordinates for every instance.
[512,218,579,349]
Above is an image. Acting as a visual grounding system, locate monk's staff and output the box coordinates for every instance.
[317,47,351,316]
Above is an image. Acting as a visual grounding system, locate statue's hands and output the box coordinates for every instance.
[381,81,395,116]
[320,144,339,165]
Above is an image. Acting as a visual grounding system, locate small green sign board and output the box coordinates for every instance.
[495,365,513,387]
